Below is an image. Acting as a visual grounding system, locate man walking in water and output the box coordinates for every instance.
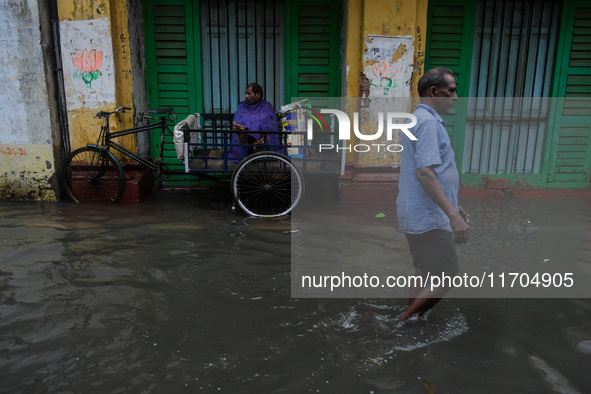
[396,67,470,321]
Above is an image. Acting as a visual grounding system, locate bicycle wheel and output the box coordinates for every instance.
[231,152,304,217]
[63,146,125,203]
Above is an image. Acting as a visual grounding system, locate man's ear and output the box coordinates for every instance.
[430,85,439,97]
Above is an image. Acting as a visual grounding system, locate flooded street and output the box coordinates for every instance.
[1,189,591,393]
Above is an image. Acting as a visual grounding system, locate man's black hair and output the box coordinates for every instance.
[247,82,264,99]
[417,67,455,97]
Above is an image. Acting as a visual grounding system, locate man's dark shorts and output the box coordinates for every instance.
[405,229,458,275]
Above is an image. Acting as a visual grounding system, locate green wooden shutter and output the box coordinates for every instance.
[425,0,475,174]
[143,0,202,171]
[552,1,591,98]
[425,0,475,97]
[547,0,591,186]
[285,0,342,102]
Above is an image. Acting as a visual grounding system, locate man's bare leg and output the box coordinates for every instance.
[400,268,449,321]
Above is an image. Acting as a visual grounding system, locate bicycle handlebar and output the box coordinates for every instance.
[96,106,131,119]
[95,106,176,123]
[139,108,176,123]
[141,108,174,114]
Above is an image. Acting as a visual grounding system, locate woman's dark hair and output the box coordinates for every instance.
[247,82,264,99]
[417,67,455,97]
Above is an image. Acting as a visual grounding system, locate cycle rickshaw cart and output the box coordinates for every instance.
[63,106,342,218]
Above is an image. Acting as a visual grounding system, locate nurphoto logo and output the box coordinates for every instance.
[307,109,418,153]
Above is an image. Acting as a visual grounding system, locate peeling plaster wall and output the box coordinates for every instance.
[61,18,116,111]
[0,0,57,200]
[60,17,117,150]
[358,35,415,165]
[345,0,428,166]
[58,0,138,155]
[363,35,414,99]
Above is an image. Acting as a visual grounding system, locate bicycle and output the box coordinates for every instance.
[62,106,176,203]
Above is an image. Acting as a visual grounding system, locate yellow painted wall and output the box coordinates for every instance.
[58,0,136,157]
[344,0,428,165]
[109,0,135,139]
[0,145,57,200]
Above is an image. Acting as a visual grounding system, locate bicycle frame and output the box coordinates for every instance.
[103,122,171,171]
[92,109,174,172]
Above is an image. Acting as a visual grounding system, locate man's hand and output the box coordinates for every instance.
[450,210,469,244]
[459,206,470,224]
[416,166,469,244]
[453,206,470,244]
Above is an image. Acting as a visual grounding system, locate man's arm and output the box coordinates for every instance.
[416,166,469,244]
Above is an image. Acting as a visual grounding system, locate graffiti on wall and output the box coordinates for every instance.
[1,146,27,156]
[71,49,103,88]
[363,35,414,98]
[371,61,404,95]
[60,18,115,110]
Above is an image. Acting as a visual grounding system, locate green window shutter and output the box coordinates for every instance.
[552,1,591,98]
[548,0,591,185]
[143,0,201,169]
[425,0,475,98]
[425,0,475,173]
[285,0,342,102]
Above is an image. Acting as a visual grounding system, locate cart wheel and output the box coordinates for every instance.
[231,152,304,217]
[63,146,125,203]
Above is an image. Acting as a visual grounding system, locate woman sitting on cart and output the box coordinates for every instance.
[229,83,283,162]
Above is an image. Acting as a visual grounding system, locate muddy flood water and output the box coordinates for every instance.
[1,188,591,393]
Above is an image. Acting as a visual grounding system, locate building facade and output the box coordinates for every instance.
[0,0,589,201]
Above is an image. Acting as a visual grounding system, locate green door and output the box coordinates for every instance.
[424,0,476,172]
[547,0,591,186]
[143,0,202,176]
[143,0,342,179]
[285,0,342,101]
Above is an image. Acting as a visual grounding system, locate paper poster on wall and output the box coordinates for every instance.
[363,35,414,98]
[60,18,115,110]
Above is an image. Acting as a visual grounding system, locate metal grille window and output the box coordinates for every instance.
[200,0,284,113]
[463,0,562,174]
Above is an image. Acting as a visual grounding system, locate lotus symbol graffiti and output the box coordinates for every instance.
[71,49,103,88]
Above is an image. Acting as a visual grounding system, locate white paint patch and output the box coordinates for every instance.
[60,18,116,110]
[363,35,414,98]
[0,0,53,145]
